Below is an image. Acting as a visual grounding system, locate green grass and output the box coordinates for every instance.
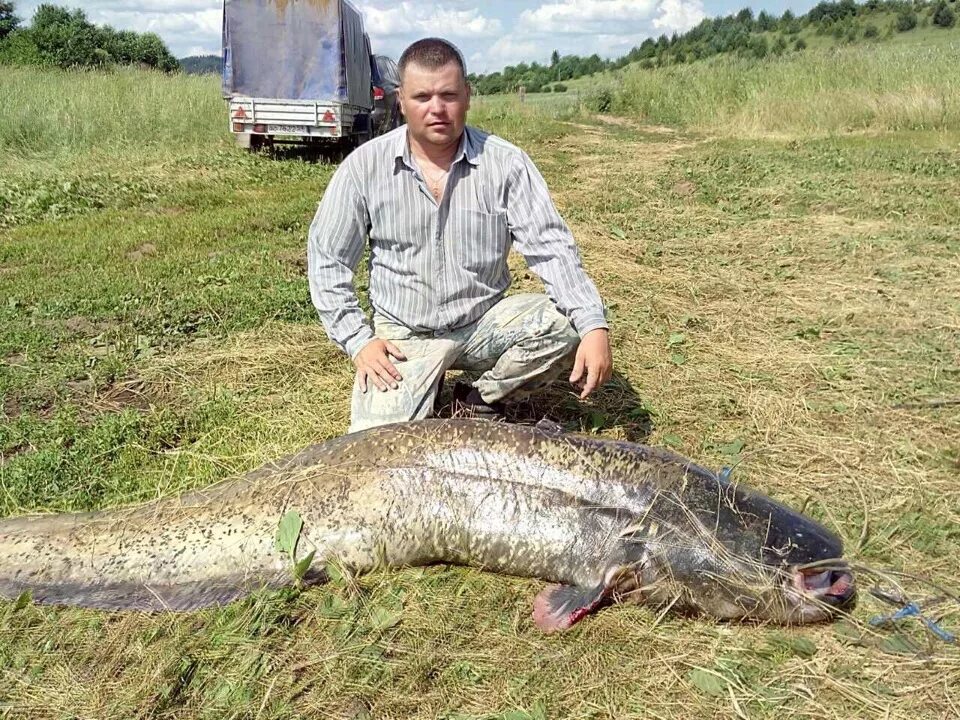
[1,53,959,718]
[566,33,960,134]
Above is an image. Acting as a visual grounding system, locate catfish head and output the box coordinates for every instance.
[532,461,856,633]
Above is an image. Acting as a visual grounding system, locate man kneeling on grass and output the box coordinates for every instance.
[307,37,612,433]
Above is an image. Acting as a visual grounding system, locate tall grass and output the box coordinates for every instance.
[595,41,960,133]
[0,66,226,160]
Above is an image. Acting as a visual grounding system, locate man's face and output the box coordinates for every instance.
[399,61,471,149]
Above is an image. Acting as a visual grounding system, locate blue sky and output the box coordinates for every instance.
[18,1,821,72]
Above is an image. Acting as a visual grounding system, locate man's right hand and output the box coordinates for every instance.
[354,339,407,393]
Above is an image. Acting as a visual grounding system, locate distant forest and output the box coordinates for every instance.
[2,0,956,87]
[180,55,220,75]
[0,2,178,70]
[467,0,958,94]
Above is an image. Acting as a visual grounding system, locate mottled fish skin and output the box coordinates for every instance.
[0,419,850,623]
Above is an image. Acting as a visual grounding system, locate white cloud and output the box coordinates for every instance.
[472,35,542,71]
[478,0,707,72]
[363,2,502,39]
[653,0,706,33]
[519,0,658,34]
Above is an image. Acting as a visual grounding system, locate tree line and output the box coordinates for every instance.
[0,2,179,71]
[468,0,958,94]
[1,0,955,84]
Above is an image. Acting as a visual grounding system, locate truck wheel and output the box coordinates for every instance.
[352,114,372,148]
[237,134,265,152]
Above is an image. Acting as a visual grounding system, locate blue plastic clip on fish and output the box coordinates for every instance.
[869,602,957,644]
[718,466,734,483]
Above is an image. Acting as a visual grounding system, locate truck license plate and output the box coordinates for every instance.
[269,124,306,135]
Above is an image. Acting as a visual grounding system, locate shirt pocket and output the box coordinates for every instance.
[448,209,511,279]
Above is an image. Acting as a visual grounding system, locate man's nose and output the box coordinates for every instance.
[427,96,444,114]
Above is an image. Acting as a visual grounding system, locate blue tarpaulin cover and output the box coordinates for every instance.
[223,0,371,108]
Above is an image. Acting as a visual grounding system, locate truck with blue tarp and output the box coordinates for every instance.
[222,0,374,150]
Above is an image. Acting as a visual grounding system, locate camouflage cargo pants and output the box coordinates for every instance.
[349,293,579,433]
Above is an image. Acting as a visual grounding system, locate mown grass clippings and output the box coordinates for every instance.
[1,55,959,719]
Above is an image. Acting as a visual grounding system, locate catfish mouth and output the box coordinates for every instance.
[788,564,857,616]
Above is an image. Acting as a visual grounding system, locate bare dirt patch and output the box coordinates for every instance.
[277,248,308,273]
[93,377,154,413]
[64,316,99,336]
[126,242,158,261]
[2,394,22,420]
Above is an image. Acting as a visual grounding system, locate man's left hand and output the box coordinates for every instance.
[569,328,613,400]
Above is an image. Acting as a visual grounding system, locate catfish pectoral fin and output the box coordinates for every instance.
[534,418,565,437]
[532,581,608,633]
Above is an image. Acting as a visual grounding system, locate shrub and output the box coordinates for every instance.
[0,29,40,64]
[863,23,880,38]
[748,36,769,58]
[553,82,568,92]
[0,0,19,40]
[1,5,178,70]
[896,9,918,31]
[587,88,614,113]
[794,37,808,50]
[933,2,956,27]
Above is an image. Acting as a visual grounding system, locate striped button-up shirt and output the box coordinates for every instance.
[307,124,607,358]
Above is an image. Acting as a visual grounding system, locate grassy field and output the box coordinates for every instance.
[559,34,960,134]
[1,53,959,719]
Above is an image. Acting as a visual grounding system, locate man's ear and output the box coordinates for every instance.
[466,82,472,111]
[398,87,406,118]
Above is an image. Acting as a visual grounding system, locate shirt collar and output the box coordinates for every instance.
[394,126,480,170]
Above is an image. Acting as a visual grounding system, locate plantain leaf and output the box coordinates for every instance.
[294,550,316,582]
[359,643,386,661]
[879,634,923,656]
[369,607,403,632]
[13,591,32,611]
[833,621,864,644]
[719,438,746,456]
[276,510,303,557]
[789,636,818,658]
[688,667,727,696]
[318,594,351,619]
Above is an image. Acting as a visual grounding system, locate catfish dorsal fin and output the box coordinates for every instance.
[534,418,565,437]
[532,582,606,633]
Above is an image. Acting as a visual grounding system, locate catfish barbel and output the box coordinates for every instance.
[0,419,855,631]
